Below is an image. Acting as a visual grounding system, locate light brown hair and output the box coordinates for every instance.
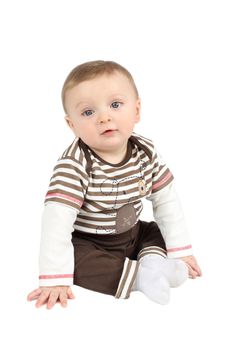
[61,60,139,113]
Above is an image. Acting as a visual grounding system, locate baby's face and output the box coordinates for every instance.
[65,71,140,160]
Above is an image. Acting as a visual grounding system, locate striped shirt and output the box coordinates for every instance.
[44,132,174,234]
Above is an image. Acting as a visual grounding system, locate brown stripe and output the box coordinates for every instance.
[81,205,117,214]
[62,141,75,158]
[46,189,83,202]
[75,208,141,230]
[130,136,153,161]
[158,164,166,171]
[59,155,84,166]
[44,197,80,210]
[153,167,170,179]
[91,164,143,178]
[88,174,152,192]
[125,261,140,299]
[77,214,116,222]
[70,139,79,158]
[84,197,143,206]
[152,153,168,168]
[54,163,88,180]
[92,155,139,171]
[78,139,93,176]
[92,157,150,179]
[84,199,109,211]
[144,168,153,178]
[81,198,142,215]
[104,197,143,205]
[115,259,133,299]
[139,246,167,254]
[152,172,174,193]
[135,133,154,148]
[74,220,115,231]
[86,183,146,198]
[49,180,84,192]
[88,139,132,167]
[89,170,145,184]
[138,251,167,260]
[79,149,84,164]
[135,206,143,217]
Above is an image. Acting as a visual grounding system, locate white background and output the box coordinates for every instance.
[0,0,232,349]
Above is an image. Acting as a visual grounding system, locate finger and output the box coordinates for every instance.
[36,289,50,308]
[187,265,198,279]
[47,290,59,309]
[59,291,68,308]
[195,264,202,276]
[28,294,40,301]
[27,288,42,301]
[189,261,202,277]
[67,287,75,299]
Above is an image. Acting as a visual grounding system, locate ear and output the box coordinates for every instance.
[135,98,141,123]
[64,115,75,132]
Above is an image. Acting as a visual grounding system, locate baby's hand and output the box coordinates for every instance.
[179,255,202,279]
[27,285,75,309]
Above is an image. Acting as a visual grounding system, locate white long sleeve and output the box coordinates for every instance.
[148,181,193,258]
[39,203,78,286]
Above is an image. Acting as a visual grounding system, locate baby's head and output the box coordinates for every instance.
[62,60,139,114]
[62,60,141,161]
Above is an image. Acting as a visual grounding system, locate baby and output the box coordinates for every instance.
[27,60,202,309]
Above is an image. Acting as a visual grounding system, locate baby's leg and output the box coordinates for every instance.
[72,231,139,299]
[141,254,188,288]
[133,255,188,304]
[133,221,188,304]
[133,263,170,304]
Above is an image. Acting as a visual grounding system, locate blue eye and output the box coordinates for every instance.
[82,110,93,117]
[111,101,122,109]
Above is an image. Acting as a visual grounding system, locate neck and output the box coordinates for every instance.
[91,141,129,164]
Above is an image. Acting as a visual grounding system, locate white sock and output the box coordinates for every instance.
[132,255,188,305]
[133,263,170,305]
[140,255,188,288]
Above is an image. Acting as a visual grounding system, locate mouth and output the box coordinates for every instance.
[101,129,117,135]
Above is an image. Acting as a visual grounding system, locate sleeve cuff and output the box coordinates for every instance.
[39,274,74,287]
[166,245,193,258]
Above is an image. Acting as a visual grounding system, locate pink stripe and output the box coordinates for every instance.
[167,245,192,253]
[39,274,74,280]
[152,171,173,191]
[45,192,82,206]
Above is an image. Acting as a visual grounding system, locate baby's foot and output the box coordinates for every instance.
[134,264,170,305]
[140,255,188,288]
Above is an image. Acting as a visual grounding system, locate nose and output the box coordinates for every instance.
[98,111,112,124]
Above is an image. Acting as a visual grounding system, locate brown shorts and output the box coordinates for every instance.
[71,220,166,299]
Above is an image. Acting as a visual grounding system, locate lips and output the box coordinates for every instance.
[101,129,117,135]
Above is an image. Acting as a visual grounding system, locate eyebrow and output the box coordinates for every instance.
[75,94,126,109]
[75,100,90,109]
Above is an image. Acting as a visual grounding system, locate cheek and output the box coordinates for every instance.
[69,119,82,137]
[76,120,96,138]
[74,117,87,129]
[120,115,137,129]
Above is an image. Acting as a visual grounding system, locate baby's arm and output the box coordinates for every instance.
[27,152,88,308]
[27,203,78,308]
[149,181,202,278]
[38,203,77,286]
